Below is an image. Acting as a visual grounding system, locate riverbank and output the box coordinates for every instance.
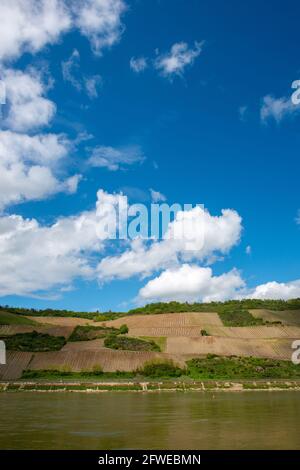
[1,379,300,392]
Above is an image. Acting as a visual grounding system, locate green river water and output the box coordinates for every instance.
[0,391,300,449]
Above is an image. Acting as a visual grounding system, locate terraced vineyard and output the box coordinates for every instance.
[250,309,300,326]
[206,325,300,339]
[0,352,33,380]
[1,304,300,380]
[27,350,181,372]
[27,316,95,327]
[165,337,292,360]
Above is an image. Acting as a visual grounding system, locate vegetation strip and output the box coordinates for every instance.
[2,299,300,322]
[17,355,300,381]
[1,380,300,393]
[0,331,66,352]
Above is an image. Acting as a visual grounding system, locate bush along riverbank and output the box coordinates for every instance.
[0,355,298,389]
[19,355,300,380]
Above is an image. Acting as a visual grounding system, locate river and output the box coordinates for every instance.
[0,391,300,449]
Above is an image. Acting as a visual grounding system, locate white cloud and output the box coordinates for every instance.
[2,68,56,132]
[154,41,203,78]
[61,49,81,90]
[150,188,166,203]
[0,189,125,296]
[246,280,300,300]
[97,206,242,280]
[296,210,300,225]
[139,264,245,302]
[62,49,102,98]
[88,145,145,170]
[0,130,80,208]
[260,95,300,123]
[0,0,71,62]
[0,0,126,62]
[84,75,102,98]
[73,0,126,56]
[245,245,251,255]
[139,265,300,303]
[130,56,148,73]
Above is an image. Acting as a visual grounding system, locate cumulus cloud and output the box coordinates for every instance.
[0,189,126,296]
[246,280,300,300]
[97,206,242,280]
[88,145,145,170]
[138,264,245,302]
[2,68,56,132]
[73,0,126,55]
[130,56,148,73]
[260,95,300,123]
[0,130,80,208]
[0,0,126,62]
[154,41,203,78]
[138,266,300,303]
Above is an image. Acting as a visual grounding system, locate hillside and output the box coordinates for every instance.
[1,301,300,381]
[0,311,38,326]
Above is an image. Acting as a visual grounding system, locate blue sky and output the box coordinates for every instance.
[0,0,299,312]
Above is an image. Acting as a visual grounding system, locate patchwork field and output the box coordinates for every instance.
[61,339,105,351]
[26,316,95,327]
[27,350,185,372]
[165,337,292,360]
[250,309,300,326]
[98,312,222,337]
[1,307,300,380]
[205,325,300,339]
[0,352,33,380]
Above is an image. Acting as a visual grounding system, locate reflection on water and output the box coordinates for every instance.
[0,391,300,449]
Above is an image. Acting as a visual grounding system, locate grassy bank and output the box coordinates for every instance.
[1,380,300,393]
[18,355,300,381]
[0,311,38,326]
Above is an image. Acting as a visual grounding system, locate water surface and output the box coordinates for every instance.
[0,391,300,449]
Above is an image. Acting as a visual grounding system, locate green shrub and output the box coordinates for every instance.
[218,308,264,326]
[186,355,300,379]
[139,360,184,378]
[21,369,135,380]
[104,335,160,351]
[1,331,66,351]
[68,325,120,342]
[201,329,209,336]
[119,324,129,334]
